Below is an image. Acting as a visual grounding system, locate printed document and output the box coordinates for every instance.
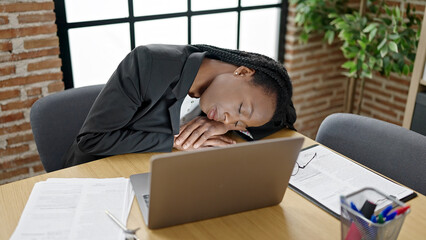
[289,145,415,216]
[10,178,134,240]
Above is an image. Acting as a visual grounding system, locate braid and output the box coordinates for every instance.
[193,44,296,130]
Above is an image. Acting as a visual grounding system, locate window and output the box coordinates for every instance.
[54,0,288,88]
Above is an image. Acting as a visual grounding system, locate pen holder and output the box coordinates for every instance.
[340,187,410,240]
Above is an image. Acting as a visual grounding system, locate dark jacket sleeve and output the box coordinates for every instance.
[76,46,173,156]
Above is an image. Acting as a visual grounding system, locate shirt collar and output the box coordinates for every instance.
[171,51,206,99]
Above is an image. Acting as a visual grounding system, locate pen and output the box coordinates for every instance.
[377,214,385,224]
[394,205,410,215]
[385,211,397,222]
[380,205,393,217]
[370,215,377,223]
[351,202,360,213]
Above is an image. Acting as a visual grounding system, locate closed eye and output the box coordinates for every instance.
[235,103,243,127]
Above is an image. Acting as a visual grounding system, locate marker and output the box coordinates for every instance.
[351,202,360,213]
[370,215,377,223]
[385,211,397,222]
[377,214,385,223]
[395,205,410,215]
[380,205,393,217]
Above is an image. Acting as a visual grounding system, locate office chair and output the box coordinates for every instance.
[315,113,426,195]
[30,84,105,172]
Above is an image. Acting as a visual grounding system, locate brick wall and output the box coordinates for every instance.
[286,0,426,139]
[0,0,63,184]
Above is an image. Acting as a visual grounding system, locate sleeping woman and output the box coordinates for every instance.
[62,44,296,167]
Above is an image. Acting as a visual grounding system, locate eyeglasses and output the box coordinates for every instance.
[292,152,317,176]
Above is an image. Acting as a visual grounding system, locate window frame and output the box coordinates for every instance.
[54,0,288,89]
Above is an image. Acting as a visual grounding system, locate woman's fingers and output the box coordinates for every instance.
[185,122,229,149]
[201,136,236,147]
[194,133,234,148]
[175,117,207,146]
[175,117,231,149]
[174,131,236,151]
[176,116,199,137]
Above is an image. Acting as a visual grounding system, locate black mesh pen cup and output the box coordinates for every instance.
[340,187,410,240]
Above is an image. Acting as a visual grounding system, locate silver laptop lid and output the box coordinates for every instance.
[144,137,304,229]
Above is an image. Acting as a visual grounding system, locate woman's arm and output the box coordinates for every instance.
[78,129,172,155]
[76,46,174,155]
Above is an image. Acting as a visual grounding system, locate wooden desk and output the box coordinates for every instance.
[1,130,425,239]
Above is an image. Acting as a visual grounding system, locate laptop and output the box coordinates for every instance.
[130,137,304,229]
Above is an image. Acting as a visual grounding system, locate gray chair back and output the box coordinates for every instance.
[316,113,426,195]
[30,84,104,172]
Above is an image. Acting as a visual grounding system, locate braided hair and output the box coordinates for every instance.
[193,44,296,130]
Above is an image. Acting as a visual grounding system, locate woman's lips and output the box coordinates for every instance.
[207,106,217,121]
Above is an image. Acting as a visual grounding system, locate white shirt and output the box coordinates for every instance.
[180,95,202,126]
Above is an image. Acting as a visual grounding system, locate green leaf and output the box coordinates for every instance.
[357,40,367,50]
[295,13,302,23]
[392,63,401,74]
[396,6,401,19]
[369,57,376,67]
[349,68,357,76]
[377,59,383,68]
[325,30,335,45]
[342,61,356,70]
[342,31,353,41]
[344,51,358,59]
[377,38,387,50]
[328,13,338,19]
[369,28,378,42]
[380,46,389,57]
[383,18,392,25]
[361,69,373,79]
[403,64,410,75]
[388,41,398,53]
[300,32,308,43]
[343,72,354,78]
[357,58,362,71]
[363,23,378,33]
[388,34,399,40]
[385,6,392,16]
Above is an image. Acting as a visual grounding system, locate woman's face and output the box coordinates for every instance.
[199,71,276,130]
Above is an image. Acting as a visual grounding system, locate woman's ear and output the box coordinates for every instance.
[234,66,255,77]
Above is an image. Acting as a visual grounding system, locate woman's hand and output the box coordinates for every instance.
[174,116,236,150]
[173,134,235,151]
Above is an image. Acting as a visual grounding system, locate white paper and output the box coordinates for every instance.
[10,178,134,240]
[289,145,414,215]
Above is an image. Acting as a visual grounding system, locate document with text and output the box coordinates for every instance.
[289,145,416,217]
[10,178,134,240]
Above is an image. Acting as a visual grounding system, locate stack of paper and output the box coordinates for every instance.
[10,178,134,240]
[289,145,415,217]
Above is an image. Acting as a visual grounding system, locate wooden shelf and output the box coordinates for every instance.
[403,8,426,129]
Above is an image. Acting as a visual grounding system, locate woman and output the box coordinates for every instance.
[62,44,296,167]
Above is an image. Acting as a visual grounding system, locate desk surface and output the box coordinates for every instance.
[1,130,425,239]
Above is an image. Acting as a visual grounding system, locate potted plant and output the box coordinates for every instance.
[291,0,422,113]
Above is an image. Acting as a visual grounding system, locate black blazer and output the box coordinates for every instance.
[63,44,287,167]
